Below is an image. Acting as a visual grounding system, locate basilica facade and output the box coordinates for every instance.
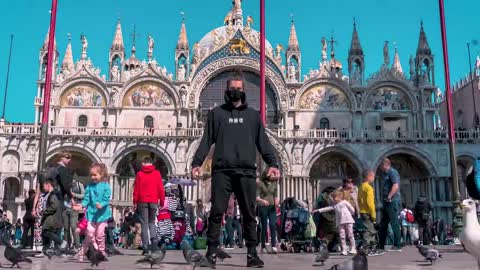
[1,1,478,224]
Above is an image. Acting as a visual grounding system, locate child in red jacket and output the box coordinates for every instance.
[132,156,165,253]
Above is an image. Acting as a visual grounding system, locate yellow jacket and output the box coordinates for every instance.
[358,182,376,221]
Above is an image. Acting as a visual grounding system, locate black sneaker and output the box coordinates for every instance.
[247,253,264,268]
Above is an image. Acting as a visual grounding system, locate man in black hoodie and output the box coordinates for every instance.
[191,72,280,268]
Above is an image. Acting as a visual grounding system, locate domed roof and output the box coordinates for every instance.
[197,25,275,59]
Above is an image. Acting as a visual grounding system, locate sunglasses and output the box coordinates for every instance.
[63,156,72,160]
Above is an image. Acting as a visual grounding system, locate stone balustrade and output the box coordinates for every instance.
[0,124,479,143]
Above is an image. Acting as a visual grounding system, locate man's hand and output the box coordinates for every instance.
[191,167,203,180]
[95,203,102,209]
[266,167,280,181]
[261,199,270,206]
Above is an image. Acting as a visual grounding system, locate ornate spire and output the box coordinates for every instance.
[416,20,431,56]
[42,27,57,51]
[392,44,403,74]
[130,24,138,57]
[287,17,300,51]
[61,34,74,70]
[111,18,124,51]
[176,15,189,50]
[349,19,363,56]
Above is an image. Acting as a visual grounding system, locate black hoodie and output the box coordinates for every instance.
[192,92,278,173]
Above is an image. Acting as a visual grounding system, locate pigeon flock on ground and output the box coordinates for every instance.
[2,199,480,269]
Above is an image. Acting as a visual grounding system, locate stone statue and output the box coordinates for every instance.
[211,29,221,48]
[177,64,186,81]
[288,63,296,82]
[193,42,201,63]
[476,56,480,71]
[179,87,187,105]
[111,65,120,81]
[275,44,283,63]
[234,0,242,9]
[352,65,361,84]
[246,16,254,28]
[321,37,328,62]
[409,55,415,75]
[383,41,389,66]
[81,34,88,59]
[148,35,155,58]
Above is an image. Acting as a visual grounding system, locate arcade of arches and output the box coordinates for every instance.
[307,150,453,222]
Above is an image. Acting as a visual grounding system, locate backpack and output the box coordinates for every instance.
[405,210,415,223]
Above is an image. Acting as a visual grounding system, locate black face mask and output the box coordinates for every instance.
[227,89,245,102]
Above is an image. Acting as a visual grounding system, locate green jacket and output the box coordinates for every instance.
[257,179,277,205]
[41,191,63,230]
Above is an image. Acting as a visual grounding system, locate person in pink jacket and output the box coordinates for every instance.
[313,190,356,255]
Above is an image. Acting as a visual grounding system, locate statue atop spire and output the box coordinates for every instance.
[147,35,155,61]
[224,0,243,26]
[383,41,389,66]
[80,34,88,60]
[321,37,327,62]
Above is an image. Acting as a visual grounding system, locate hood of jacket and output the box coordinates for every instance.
[141,164,156,173]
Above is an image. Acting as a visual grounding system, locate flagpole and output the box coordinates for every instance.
[259,0,266,125]
[2,34,14,122]
[37,0,58,173]
[438,0,462,236]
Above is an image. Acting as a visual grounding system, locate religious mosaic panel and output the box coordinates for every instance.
[299,84,349,110]
[366,87,410,111]
[60,84,105,107]
[122,83,174,108]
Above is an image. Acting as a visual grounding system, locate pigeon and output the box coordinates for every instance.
[105,245,123,256]
[213,248,231,262]
[416,244,442,265]
[328,245,368,270]
[313,244,330,266]
[181,240,215,269]
[4,240,32,268]
[85,243,108,267]
[136,242,166,269]
[459,199,480,269]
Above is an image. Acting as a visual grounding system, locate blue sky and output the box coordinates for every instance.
[0,0,479,122]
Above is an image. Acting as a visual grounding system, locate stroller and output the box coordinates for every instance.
[279,197,313,253]
[164,184,194,250]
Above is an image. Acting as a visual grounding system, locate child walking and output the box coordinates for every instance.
[40,178,67,255]
[73,163,112,261]
[313,190,356,255]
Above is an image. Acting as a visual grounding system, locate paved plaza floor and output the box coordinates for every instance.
[2,246,478,270]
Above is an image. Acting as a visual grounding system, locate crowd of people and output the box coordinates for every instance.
[0,73,456,269]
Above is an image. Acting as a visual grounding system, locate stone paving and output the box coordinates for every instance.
[2,246,478,270]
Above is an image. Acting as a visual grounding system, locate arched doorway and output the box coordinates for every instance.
[457,156,474,199]
[309,151,360,190]
[375,153,431,208]
[198,70,280,126]
[46,151,94,183]
[112,149,170,206]
[115,150,169,178]
[3,177,20,223]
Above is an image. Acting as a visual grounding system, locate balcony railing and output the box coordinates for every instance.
[0,124,478,143]
[275,129,450,142]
